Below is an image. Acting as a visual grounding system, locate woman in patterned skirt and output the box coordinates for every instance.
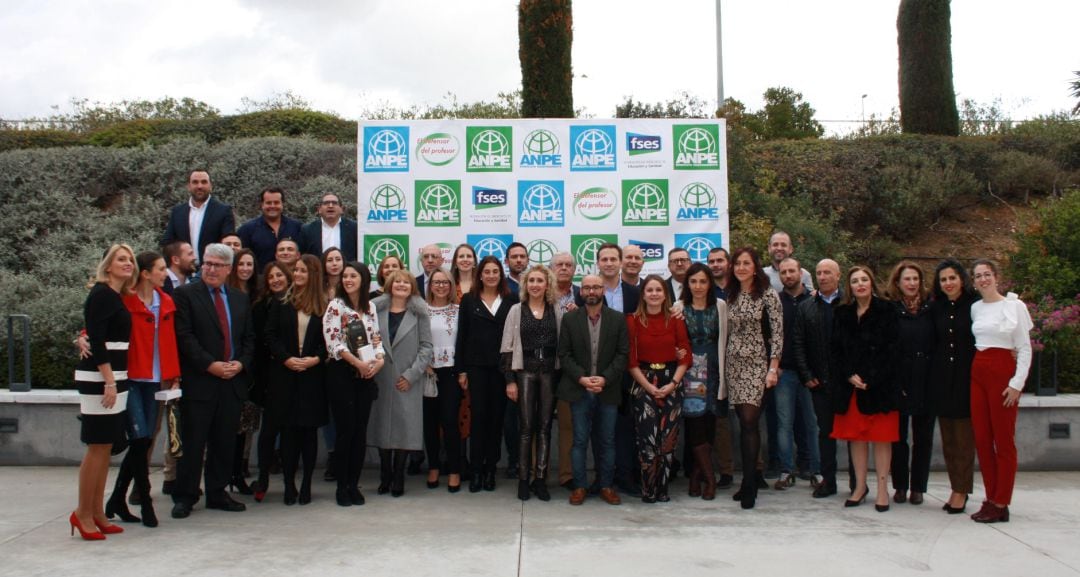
[72,244,136,540]
[725,247,783,510]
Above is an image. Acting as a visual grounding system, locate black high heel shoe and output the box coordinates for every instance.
[944,495,968,514]
[105,494,141,523]
[844,488,868,508]
[283,481,298,506]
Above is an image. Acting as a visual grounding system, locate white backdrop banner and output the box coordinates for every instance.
[357,119,728,281]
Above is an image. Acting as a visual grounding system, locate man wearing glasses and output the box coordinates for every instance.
[665,247,692,301]
[299,193,359,262]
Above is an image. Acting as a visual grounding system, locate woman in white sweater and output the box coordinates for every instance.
[968,259,1033,524]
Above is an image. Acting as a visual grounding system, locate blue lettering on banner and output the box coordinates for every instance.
[363,127,410,172]
[570,125,617,171]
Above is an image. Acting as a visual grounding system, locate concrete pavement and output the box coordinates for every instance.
[1,467,1079,577]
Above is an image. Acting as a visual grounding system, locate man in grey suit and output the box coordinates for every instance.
[559,275,629,506]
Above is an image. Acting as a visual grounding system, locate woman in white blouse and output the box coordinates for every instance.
[968,259,1032,524]
[424,268,463,492]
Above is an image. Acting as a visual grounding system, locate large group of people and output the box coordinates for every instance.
[69,171,1035,540]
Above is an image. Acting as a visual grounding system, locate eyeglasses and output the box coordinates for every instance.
[203,261,230,270]
[669,258,690,265]
[321,200,340,206]
[581,285,604,291]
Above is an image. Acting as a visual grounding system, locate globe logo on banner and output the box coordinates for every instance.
[677,182,719,221]
[414,180,461,227]
[518,181,565,227]
[363,127,409,172]
[673,124,720,170]
[365,235,410,271]
[468,234,513,261]
[367,184,408,223]
[520,129,562,168]
[570,126,616,171]
[675,233,724,263]
[415,132,460,166]
[570,234,619,280]
[622,179,669,226]
[466,126,513,172]
[526,239,558,266]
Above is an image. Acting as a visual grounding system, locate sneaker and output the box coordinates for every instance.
[810,474,824,489]
[773,473,795,491]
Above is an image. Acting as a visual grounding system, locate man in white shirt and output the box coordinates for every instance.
[665,247,691,302]
[162,170,235,266]
[415,244,444,296]
[299,193,359,262]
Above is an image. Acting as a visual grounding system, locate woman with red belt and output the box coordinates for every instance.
[830,266,900,512]
[969,259,1032,523]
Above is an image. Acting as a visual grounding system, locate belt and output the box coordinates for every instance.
[525,346,557,360]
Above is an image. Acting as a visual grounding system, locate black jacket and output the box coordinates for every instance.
[173,281,254,402]
[264,297,328,427]
[830,296,900,415]
[793,292,839,389]
[893,299,934,415]
[928,293,977,418]
[454,292,518,370]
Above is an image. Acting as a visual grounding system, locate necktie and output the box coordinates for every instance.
[213,287,232,361]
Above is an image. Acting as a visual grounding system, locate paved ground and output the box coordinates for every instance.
[2,467,1079,577]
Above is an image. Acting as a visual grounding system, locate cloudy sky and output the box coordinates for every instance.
[2,0,1077,132]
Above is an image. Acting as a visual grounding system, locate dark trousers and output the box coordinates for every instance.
[173,390,241,506]
[939,416,975,494]
[516,371,556,480]
[614,374,638,489]
[503,390,520,473]
[281,425,317,489]
[811,387,838,487]
[423,367,463,474]
[467,365,507,476]
[891,412,935,493]
[327,361,375,491]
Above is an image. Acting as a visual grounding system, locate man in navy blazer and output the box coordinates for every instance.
[298,193,358,262]
[414,243,444,297]
[171,243,255,519]
[162,171,235,265]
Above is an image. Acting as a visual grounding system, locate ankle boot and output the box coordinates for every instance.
[693,444,716,500]
[391,451,407,497]
[378,449,392,495]
[299,463,314,505]
[106,449,140,523]
[740,476,757,510]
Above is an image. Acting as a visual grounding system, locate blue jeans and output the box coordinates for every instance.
[571,392,617,490]
[126,381,160,440]
[775,370,820,474]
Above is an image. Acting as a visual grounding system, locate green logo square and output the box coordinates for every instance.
[364,234,410,270]
[414,180,461,227]
[466,126,513,172]
[673,124,720,170]
[621,179,669,226]
[570,234,619,282]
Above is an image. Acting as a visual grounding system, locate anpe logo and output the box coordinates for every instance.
[526,239,559,266]
[363,127,409,172]
[673,124,720,170]
[572,187,618,221]
[365,235,409,270]
[414,180,461,227]
[520,129,562,168]
[621,179,669,226]
[571,234,619,280]
[466,126,513,172]
[626,133,661,156]
[415,132,460,166]
[570,125,617,171]
[468,234,513,261]
[367,184,408,223]
[517,181,565,227]
[472,186,508,210]
[675,233,724,263]
[676,182,719,221]
[629,240,665,262]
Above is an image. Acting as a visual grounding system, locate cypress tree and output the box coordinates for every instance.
[518,0,574,118]
[897,0,959,136]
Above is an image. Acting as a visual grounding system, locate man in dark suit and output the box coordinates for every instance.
[171,243,255,518]
[162,240,196,296]
[414,243,444,297]
[162,170,236,265]
[665,247,691,303]
[298,192,359,262]
[559,274,629,506]
[621,244,646,289]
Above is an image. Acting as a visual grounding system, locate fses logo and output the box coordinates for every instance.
[466,126,513,172]
[472,186,507,210]
[571,234,618,280]
[673,124,720,170]
[414,180,461,227]
[570,125,617,171]
[626,132,661,156]
[467,234,513,262]
[415,132,460,166]
[676,182,719,221]
[526,239,559,266]
[366,184,408,223]
[364,235,409,270]
[629,240,665,262]
[520,129,562,168]
[621,179,669,226]
[362,127,409,172]
[675,233,724,263]
[517,181,565,227]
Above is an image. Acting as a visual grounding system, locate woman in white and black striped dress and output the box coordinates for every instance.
[71,244,136,540]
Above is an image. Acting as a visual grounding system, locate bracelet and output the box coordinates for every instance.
[104,384,117,389]
[768,368,777,374]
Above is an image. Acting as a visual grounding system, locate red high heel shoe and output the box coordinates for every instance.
[94,518,124,534]
[69,512,106,541]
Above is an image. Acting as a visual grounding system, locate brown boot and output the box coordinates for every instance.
[688,465,702,497]
[693,444,717,500]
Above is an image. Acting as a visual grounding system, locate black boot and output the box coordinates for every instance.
[531,479,550,502]
[740,476,757,510]
[229,433,253,495]
[129,439,158,528]
[106,448,140,523]
[518,479,531,501]
[324,450,337,483]
[299,459,314,505]
[378,449,392,495]
[391,450,407,497]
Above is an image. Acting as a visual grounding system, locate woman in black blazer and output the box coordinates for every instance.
[265,254,329,505]
[455,256,518,493]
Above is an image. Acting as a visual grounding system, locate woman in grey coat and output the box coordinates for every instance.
[370,269,433,497]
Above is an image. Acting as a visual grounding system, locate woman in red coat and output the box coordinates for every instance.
[105,251,180,528]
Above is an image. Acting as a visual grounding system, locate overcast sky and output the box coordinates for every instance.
[2,0,1077,132]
